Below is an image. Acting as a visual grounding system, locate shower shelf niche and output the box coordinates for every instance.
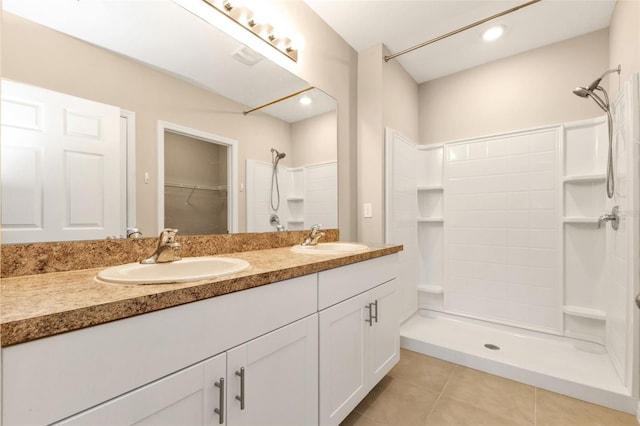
[417,284,443,294]
[563,174,606,183]
[418,217,444,223]
[417,185,443,191]
[286,196,304,201]
[563,305,606,321]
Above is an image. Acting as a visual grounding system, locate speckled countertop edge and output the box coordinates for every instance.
[1,244,402,347]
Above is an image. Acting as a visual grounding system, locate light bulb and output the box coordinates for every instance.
[482,25,505,42]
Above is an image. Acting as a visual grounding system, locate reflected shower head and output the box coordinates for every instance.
[271,148,286,160]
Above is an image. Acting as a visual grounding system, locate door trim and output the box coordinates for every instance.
[157,121,238,234]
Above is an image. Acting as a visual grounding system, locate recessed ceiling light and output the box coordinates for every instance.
[482,25,505,42]
[299,96,312,105]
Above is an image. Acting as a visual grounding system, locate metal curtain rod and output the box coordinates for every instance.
[384,0,542,62]
[243,86,316,115]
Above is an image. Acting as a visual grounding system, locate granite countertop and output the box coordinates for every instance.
[0,243,402,347]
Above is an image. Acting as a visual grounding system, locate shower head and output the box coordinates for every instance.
[572,87,590,98]
[271,148,286,160]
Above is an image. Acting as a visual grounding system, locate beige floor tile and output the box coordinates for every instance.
[536,388,639,426]
[388,348,457,393]
[340,410,387,426]
[442,366,535,424]
[425,396,534,426]
[354,375,440,426]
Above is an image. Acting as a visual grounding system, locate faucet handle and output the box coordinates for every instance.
[310,224,323,232]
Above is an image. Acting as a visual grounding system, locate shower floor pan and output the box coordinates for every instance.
[401,310,637,414]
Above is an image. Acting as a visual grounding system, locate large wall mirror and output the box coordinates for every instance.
[0,0,338,244]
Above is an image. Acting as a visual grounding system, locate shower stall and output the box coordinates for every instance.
[386,74,639,415]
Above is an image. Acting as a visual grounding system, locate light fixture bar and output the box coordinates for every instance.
[202,0,298,62]
[384,0,541,62]
[243,87,315,116]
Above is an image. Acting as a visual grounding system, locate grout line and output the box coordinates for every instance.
[424,364,458,423]
[534,386,538,426]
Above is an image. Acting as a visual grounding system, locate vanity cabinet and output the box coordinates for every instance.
[55,315,318,426]
[317,256,400,425]
[2,252,399,426]
[2,275,317,426]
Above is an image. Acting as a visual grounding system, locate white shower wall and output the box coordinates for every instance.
[443,129,560,333]
[245,160,337,232]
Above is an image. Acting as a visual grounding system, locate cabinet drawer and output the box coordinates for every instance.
[2,274,317,426]
[318,254,398,310]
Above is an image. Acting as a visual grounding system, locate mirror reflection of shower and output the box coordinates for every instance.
[270,148,286,231]
[572,65,621,198]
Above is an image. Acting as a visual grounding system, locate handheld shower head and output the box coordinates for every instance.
[572,87,590,98]
[271,148,286,161]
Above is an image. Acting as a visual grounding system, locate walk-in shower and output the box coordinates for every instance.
[269,148,286,231]
[386,73,640,416]
[573,65,621,198]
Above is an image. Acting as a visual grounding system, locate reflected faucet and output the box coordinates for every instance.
[597,206,619,230]
[141,228,181,264]
[301,224,326,246]
[270,214,285,232]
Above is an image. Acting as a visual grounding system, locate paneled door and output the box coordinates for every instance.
[1,80,122,243]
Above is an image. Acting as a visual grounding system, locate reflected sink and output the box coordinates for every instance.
[291,242,369,255]
[96,256,250,284]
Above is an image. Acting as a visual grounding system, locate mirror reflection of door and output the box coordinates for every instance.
[164,131,228,235]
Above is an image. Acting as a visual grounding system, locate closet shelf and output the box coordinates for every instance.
[563,174,606,183]
[562,217,599,224]
[418,217,444,223]
[417,284,444,294]
[165,181,228,191]
[417,185,444,191]
[563,305,606,321]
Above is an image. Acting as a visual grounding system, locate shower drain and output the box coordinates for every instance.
[484,343,500,350]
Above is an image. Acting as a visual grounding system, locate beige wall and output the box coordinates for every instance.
[267,1,358,240]
[609,0,640,99]
[357,44,419,243]
[291,111,337,167]
[418,29,610,144]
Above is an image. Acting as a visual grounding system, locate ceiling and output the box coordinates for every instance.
[303,0,617,83]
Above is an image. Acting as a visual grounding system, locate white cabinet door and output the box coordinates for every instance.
[56,353,226,426]
[319,291,370,425]
[227,314,318,426]
[319,279,400,426]
[368,279,400,385]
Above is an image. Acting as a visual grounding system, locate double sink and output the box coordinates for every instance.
[97,242,369,285]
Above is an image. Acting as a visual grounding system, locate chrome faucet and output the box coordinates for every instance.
[597,205,619,230]
[141,228,181,264]
[301,224,325,246]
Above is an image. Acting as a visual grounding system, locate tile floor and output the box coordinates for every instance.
[341,349,639,426]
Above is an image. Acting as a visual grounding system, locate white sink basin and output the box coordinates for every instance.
[291,242,369,255]
[96,256,250,284]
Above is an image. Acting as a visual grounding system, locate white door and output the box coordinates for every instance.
[319,292,369,426]
[226,315,318,426]
[368,279,400,384]
[1,80,122,243]
[56,353,225,425]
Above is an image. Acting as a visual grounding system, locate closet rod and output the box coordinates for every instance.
[165,182,228,191]
[384,0,541,62]
[243,86,315,115]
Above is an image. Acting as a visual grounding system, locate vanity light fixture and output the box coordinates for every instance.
[482,25,505,42]
[202,0,299,62]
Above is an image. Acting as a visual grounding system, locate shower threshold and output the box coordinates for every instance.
[401,310,637,414]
